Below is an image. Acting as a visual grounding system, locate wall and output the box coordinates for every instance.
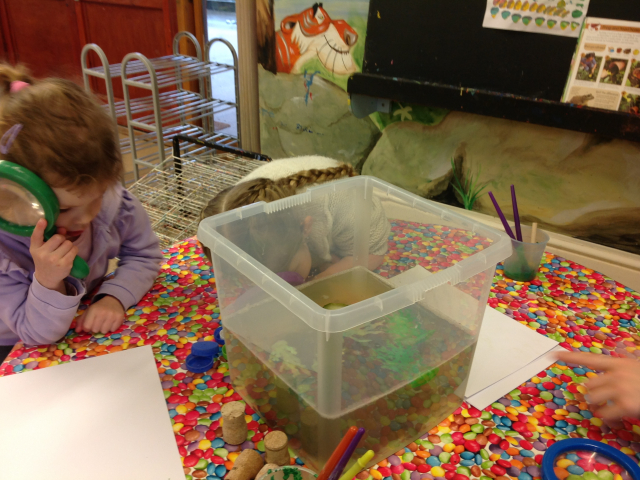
[256,0,640,256]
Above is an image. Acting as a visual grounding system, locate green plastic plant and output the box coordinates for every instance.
[450,158,489,210]
[269,340,305,375]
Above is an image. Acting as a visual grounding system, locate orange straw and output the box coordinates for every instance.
[317,426,358,480]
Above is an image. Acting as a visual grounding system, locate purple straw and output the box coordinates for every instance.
[511,185,522,242]
[327,428,365,480]
[488,191,515,240]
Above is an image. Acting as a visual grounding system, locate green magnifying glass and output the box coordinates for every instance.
[0,160,90,279]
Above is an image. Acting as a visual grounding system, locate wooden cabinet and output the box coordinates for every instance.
[0,0,83,79]
[0,0,177,86]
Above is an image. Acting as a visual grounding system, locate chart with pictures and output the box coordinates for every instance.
[483,0,590,38]
[562,18,640,116]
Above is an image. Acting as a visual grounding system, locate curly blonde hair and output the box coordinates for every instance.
[0,63,122,190]
[199,163,356,265]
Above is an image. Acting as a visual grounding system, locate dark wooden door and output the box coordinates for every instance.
[0,0,177,88]
[77,0,178,99]
[0,0,83,80]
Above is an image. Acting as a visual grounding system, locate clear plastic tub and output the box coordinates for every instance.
[198,176,511,471]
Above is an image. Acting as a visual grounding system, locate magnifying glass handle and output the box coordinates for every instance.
[70,255,90,280]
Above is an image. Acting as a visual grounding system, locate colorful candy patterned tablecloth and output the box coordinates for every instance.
[1,220,640,480]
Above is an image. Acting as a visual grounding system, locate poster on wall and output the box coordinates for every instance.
[482,0,589,38]
[562,17,640,115]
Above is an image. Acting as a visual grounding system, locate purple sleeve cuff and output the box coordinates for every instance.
[30,276,85,311]
[21,277,86,345]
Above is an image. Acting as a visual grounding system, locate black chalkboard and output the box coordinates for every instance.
[362,0,640,102]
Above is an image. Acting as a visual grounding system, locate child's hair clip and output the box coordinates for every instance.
[0,124,23,154]
[10,81,30,93]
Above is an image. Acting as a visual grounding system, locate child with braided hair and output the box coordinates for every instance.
[200,156,390,284]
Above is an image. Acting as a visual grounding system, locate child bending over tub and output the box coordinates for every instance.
[199,156,390,284]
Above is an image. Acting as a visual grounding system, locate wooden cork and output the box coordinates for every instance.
[221,401,247,445]
[256,463,280,480]
[264,431,289,466]
[226,449,264,480]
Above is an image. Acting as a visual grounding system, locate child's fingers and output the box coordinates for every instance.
[585,381,614,405]
[100,315,119,334]
[80,309,96,334]
[75,313,86,333]
[108,314,125,333]
[106,318,120,334]
[30,219,47,249]
[40,234,67,254]
[104,314,119,334]
[556,350,616,372]
[555,350,584,362]
[51,241,75,262]
[594,401,626,420]
[95,315,110,334]
[60,246,78,266]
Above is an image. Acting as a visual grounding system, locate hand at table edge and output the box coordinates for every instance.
[555,350,640,421]
[75,295,125,335]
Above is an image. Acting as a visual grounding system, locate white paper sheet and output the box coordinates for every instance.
[0,346,185,480]
[483,0,590,38]
[464,306,560,408]
[467,345,566,410]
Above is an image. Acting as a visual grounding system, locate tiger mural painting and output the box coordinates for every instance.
[275,3,359,75]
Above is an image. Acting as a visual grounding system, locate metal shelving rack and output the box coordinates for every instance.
[81,32,242,184]
[128,135,270,249]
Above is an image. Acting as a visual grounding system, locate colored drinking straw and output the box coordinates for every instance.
[531,222,538,243]
[488,191,515,239]
[327,428,365,480]
[317,426,358,480]
[511,185,523,242]
[338,450,375,480]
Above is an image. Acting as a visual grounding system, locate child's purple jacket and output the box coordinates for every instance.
[0,184,163,347]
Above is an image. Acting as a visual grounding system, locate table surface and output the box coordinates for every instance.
[2,220,640,480]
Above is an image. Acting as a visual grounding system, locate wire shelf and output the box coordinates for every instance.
[132,95,236,131]
[121,55,233,90]
[86,54,234,78]
[121,124,238,166]
[129,154,264,249]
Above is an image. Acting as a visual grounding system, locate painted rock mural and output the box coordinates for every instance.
[363,113,640,254]
[259,65,380,166]
[256,0,640,255]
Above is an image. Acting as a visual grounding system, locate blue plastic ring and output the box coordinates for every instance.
[214,326,225,345]
[542,438,640,480]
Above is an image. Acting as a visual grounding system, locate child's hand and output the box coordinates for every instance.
[76,296,125,334]
[30,219,78,294]
[556,351,640,419]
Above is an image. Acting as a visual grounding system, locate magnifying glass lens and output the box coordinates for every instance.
[0,178,45,226]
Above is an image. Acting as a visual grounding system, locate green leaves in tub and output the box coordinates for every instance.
[269,340,305,375]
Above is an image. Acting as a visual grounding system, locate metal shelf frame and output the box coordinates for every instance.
[128,135,270,249]
[80,32,242,184]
